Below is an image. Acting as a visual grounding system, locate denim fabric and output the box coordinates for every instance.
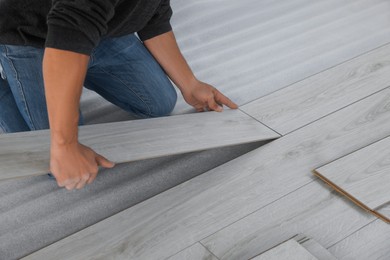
[0,34,177,133]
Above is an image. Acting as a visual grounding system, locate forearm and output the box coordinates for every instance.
[42,48,89,145]
[143,31,197,93]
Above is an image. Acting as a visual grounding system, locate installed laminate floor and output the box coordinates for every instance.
[314,136,390,222]
[24,86,390,259]
[241,43,390,135]
[329,217,390,260]
[3,0,390,259]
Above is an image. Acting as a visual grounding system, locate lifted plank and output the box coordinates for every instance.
[0,110,279,181]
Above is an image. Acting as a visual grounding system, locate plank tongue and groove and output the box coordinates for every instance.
[314,136,390,223]
[251,239,317,260]
[0,110,279,181]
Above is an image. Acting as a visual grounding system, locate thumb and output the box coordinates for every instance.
[96,154,115,168]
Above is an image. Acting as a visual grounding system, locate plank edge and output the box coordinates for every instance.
[312,169,389,224]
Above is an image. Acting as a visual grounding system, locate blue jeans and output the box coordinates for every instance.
[0,34,177,133]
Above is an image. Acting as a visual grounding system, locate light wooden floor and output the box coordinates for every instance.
[18,0,390,259]
[26,35,390,260]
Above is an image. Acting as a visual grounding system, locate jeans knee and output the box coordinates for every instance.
[150,84,177,117]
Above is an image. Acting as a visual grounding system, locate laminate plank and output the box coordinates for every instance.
[377,203,390,219]
[23,88,390,259]
[250,239,317,260]
[241,43,390,135]
[296,234,337,260]
[0,109,279,181]
[201,181,371,260]
[314,136,390,222]
[329,218,390,260]
[170,0,390,113]
[167,243,218,260]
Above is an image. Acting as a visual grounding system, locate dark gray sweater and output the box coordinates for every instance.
[0,0,172,55]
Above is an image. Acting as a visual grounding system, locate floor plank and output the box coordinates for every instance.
[296,234,337,260]
[251,239,317,260]
[170,0,390,113]
[328,218,390,260]
[167,243,219,260]
[314,136,390,222]
[201,181,372,260]
[0,110,279,181]
[23,88,390,259]
[241,43,390,135]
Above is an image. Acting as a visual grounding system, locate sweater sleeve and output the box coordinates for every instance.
[45,0,119,55]
[137,0,173,41]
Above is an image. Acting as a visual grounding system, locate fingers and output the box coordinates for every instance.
[207,97,223,112]
[214,90,238,109]
[75,178,88,190]
[58,175,88,190]
[196,89,238,112]
[96,154,115,168]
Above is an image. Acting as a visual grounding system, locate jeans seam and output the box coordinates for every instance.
[95,66,153,116]
[4,46,36,130]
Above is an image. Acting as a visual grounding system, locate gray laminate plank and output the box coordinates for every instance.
[329,218,390,260]
[296,235,337,260]
[201,181,368,260]
[22,88,390,259]
[251,239,317,260]
[0,109,279,181]
[167,243,218,260]
[241,43,390,135]
[377,203,390,220]
[170,0,390,114]
[314,136,390,220]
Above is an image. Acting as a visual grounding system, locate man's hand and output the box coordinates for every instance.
[144,32,238,112]
[182,80,238,112]
[50,142,115,190]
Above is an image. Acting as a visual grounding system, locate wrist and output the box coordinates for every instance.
[50,131,79,147]
[179,76,199,94]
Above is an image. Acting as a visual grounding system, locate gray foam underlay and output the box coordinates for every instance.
[0,140,267,259]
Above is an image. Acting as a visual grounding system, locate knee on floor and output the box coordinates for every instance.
[149,86,178,117]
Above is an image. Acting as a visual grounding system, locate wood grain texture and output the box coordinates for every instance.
[251,239,317,260]
[314,136,390,222]
[167,243,218,260]
[0,109,279,180]
[170,0,390,114]
[201,181,373,260]
[329,218,390,260]
[241,43,390,135]
[23,88,390,259]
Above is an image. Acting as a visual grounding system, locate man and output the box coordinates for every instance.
[0,0,238,190]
